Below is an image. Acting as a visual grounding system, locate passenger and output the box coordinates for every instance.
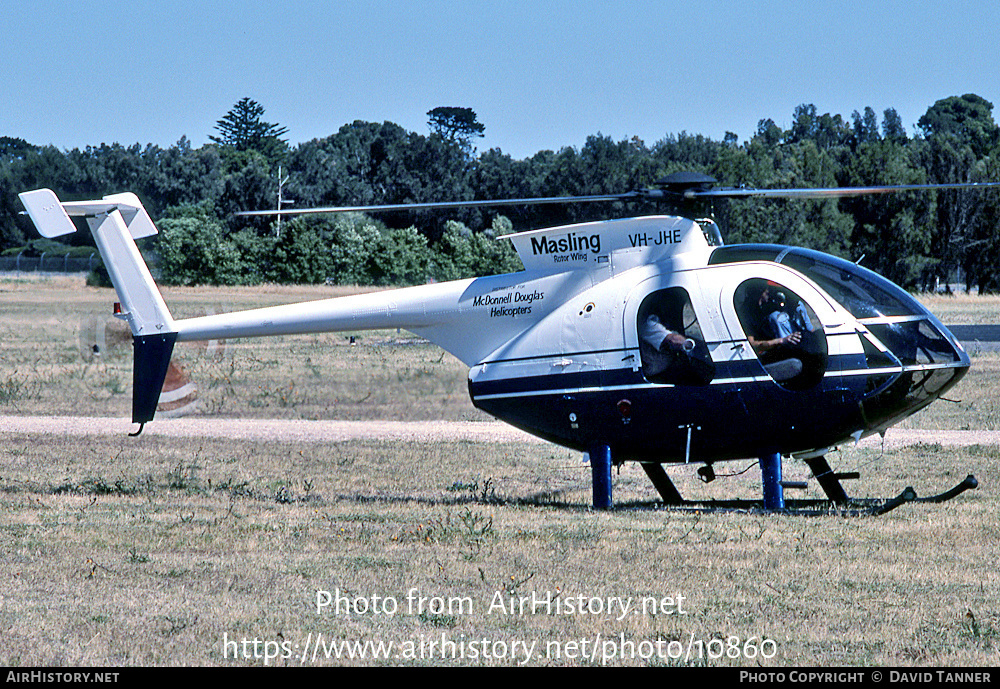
[640,313,691,379]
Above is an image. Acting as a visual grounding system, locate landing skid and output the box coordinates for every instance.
[635,456,977,516]
[636,488,916,516]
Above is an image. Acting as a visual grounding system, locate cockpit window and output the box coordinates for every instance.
[734,279,828,390]
[865,320,963,366]
[710,244,925,319]
[637,287,714,385]
[777,252,920,319]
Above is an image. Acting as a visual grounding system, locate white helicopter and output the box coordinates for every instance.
[19,173,996,514]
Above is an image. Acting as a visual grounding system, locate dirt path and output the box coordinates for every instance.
[0,415,543,444]
[3,414,999,450]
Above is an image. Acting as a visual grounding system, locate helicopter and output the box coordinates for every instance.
[18,173,998,514]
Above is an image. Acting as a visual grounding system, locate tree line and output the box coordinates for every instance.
[2,95,999,291]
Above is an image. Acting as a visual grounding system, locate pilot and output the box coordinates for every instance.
[746,285,801,352]
[746,284,803,382]
[791,296,813,333]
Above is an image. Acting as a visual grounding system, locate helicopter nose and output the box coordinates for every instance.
[866,318,969,369]
[859,317,969,428]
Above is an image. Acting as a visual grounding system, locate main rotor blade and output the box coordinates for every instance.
[234,192,641,217]
[686,181,1000,200]
[234,180,1000,217]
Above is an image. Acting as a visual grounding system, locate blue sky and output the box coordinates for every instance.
[5,0,1000,160]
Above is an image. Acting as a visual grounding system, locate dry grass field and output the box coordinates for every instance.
[1,275,998,667]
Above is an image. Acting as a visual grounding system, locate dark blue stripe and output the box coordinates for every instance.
[470,354,873,398]
[471,368,642,397]
[478,347,634,366]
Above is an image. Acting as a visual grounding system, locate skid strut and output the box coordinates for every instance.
[804,455,857,503]
[641,463,684,505]
[590,444,613,510]
[760,452,784,510]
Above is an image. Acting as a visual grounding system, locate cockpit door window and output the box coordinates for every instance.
[635,287,715,385]
[733,279,828,390]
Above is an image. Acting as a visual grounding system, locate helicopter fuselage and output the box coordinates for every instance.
[17,187,970,472]
[19,187,978,510]
[172,214,969,467]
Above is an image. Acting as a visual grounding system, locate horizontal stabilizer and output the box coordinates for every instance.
[18,189,77,238]
[19,189,159,240]
[102,192,158,239]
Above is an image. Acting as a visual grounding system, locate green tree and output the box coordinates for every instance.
[269,216,333,284]
[841,138,933,287]
[755,119,783,148]
[921,135,990,289]
[432,217,522,281]
[287,120,477,234]
[211,97,289,167]
[881,108,907,141]
[145,137,223,214]
[366,226,433,285]
[427,107,485,152]
[908,95,1000,289]
[326,212,386,284]
[962,152,1000,292]
[219,151,276,209]
[918,94,1000,157]
[788,104,851,150]
[156,203,247,285]
[0,138,39,247]
[851,107,880,147]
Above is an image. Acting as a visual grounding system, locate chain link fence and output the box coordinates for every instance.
[0,251,99,273]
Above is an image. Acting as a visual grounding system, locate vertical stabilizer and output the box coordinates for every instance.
[132,333,178,425]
